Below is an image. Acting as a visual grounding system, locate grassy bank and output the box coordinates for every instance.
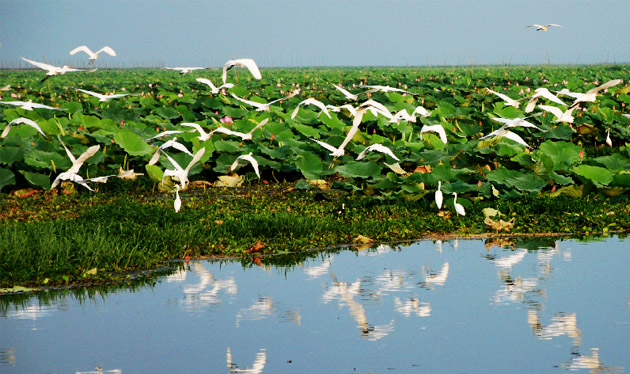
[1,183,629,289]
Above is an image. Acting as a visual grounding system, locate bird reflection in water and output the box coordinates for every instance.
[226,348,266,374]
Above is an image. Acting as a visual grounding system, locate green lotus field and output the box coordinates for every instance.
[1,64,630,288]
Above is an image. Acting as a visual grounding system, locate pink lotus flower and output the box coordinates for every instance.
[220,116,233,124]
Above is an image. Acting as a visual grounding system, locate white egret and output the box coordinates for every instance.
[51,143,101,190]
[180,122,213,141]
[538,104,575,123]
[291,98,331,119]
[195,78,234,94]
[390,109,414,123]
[230,90,299,112]
[435,181,443,210]
[326,104,357,117]
[21,57,83,82]
[1,117,46,138]
[164,67,205,74]
[389,106,430,123]
[0,85,11,91]
[311,109,364,157]
[606,129,612,147]
[229,152,260,178]
[174,185,182,213]
[525,88,566,113]
[0,99,65,111]
[161,147,206,190]
[356,144,400,161]
[76,88,134,102]
[480,126,530,148]
[623,114,630,119]
[566,79,622,108]
[210,118,269,141]
[222,58,262,83]
[487,88,521,108]
[148,137,193,166]
[331,83,360,101]
[420,124,448,145]
[359,85,415,95]
[527,24,562,31]
[453,192,465,216]
[412,105,431,118]
[491,115,542,131]
[144,129,194,142]
[69,45,116,64]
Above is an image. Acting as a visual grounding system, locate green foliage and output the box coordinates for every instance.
[114,130,154,156]
[0,167,15,192]
[0,65,629,200]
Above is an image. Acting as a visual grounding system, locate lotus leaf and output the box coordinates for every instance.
[0,167,15,192]
[572,165,614,187]
[21,171,51,190]
[114,130,154,156]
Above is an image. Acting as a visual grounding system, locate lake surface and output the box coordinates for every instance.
[2,235,629,373]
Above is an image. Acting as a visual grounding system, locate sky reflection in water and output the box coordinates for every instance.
[1,236,629,373]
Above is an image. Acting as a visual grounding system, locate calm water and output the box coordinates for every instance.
[1,236,629,373]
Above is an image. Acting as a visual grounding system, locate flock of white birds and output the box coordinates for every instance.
[1,41,624,215]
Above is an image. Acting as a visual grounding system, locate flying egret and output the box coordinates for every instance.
[566,79,622,108]
[180,122,213,141]
[231,90,299,112]
[76,88,134,102]
[480,126,530,147]
[144,129,194,142]
[161,147,206,190]
[412,105,431,118]
[420,124,448,145]
[527,24,562,31]
[359,85,415,95]
[148,137,193,166]
[164,67,205,74]
[390,109,414,123]
[357,99,394,121]
[525,88,566,113]
[0,99,65,111]
[174,185,182,212]
[453,192,465,216]
[487,88,521,108]
[1,117,46,138]
[311,109,365,157]
[326,104,357,117]
[291,98,331,119]
[331,83,361,101]
[21,57,83,82]
[356,144,400,161]
[229,152,260,178]
[435,181,443,210]
[222,58,262,83]
[69,45,116,64]
[50,142,101,190]
[195,78,234,94]
[491,115,542,131]
[210,118,269,141]
[538,104,575,123]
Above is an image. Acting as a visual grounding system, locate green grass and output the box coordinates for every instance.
[1,182,629,288]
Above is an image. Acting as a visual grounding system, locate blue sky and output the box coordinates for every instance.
[2,0,629,68]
